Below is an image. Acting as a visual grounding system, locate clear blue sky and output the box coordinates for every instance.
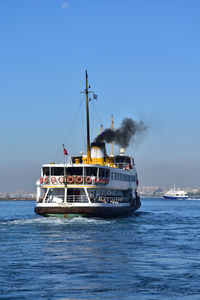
[0,0,200,191]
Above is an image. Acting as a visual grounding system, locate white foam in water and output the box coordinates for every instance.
[7,216,113,226]
[185,198,200,201]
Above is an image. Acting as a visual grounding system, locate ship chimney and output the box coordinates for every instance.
[91,142,106,165]
[120,147,125,155]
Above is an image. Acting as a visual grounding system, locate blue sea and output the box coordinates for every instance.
[0,198,200,299]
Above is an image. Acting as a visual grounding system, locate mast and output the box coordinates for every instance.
[111,115,114,156]
[85,70,91,163]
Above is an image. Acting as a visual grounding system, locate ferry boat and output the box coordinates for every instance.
[164,185,188,200]
[34,71,141,218]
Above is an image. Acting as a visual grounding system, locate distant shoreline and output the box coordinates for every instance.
[0,198,35,201]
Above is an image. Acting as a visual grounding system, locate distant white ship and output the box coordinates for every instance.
[164,185,188,200]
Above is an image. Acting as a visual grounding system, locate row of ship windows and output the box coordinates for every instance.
[111,172,136,182]
[89,189,124,197]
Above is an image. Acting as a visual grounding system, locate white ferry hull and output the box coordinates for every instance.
[34,201,141,218]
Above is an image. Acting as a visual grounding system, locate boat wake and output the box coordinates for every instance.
[185,198,200,201]
[3,216,114,226]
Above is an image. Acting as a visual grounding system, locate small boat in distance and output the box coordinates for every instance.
[164,185,188,200]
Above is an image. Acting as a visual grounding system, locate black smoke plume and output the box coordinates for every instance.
[94,118,147,148]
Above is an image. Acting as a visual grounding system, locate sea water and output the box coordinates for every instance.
[0,199,200,299]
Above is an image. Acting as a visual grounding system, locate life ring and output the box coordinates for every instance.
[86,177,91,184]
[44,177,49,184]
[76,176,83,183]
[40,177,43,184]
[67,176,74,184]
[98,178,102,184]
[94,177,98,184]
[58,177,64,184]
[51,177,57,184]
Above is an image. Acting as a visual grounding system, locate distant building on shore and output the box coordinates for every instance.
[138,186,200,198]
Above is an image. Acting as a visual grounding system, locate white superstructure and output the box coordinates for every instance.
[164,185,188,200]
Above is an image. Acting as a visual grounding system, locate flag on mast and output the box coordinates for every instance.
[63,144,68,156]
[93,94,98,100]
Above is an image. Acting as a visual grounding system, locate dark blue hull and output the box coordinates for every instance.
[164,196,188,200]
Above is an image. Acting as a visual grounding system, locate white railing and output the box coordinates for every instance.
[91,196,129,203]
[66,195,89,203]
[38,195,130,204]
[42,195,89,203]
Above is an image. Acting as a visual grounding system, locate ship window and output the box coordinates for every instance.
[99,168,105,177]
[43,167,50,176]
[105,169,110,178]
[85,167,97,176]
[51,167,64,176]
[65,167,83,176]
[84,167,97,176]
[67,188,86,196]
[49,188,65,196]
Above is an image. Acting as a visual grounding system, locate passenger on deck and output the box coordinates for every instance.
[91,174,95,184]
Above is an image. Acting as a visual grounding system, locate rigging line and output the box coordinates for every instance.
[91,99,94,142]
[93,103,104,128]
[53,99,84,162]
[63,100,83,144]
